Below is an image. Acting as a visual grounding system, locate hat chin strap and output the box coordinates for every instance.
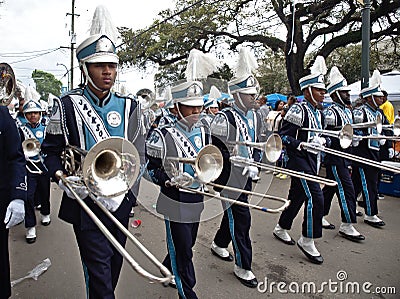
[235,93,248,111]
[82,63,110,95]
[176,104,190,127]
[371,95,379,109]
[307,86,318,106]
[335,91,350,106]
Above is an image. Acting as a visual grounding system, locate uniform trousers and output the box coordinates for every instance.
[0,223,11,299]
[278,177,324,239]
[25,172,50,228]
[213,194,252,270]
[164,218,199,299]
[73,219,128,299]
[323,164,357,223]
[352,164,379,216]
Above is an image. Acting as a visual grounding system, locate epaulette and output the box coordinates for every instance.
[284,103,304,127]
[210,113,229,137]
[115,91,136,101]
[63,88,84,97]
[146,129,165,159]
[323,107,336,127]
[352,108,365,124]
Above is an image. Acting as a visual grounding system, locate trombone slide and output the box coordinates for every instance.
[55,171,173,285]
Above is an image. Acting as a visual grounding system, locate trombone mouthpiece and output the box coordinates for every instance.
[55,170,65,180]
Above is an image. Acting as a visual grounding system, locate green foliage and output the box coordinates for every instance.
[32,70,62,100]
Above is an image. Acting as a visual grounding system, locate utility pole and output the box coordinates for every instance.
[360,0,370,89]
[66,0,79,90]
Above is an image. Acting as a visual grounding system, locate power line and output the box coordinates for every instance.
[8,48,62,64]
[0,48,60,57]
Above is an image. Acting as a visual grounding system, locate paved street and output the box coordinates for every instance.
[9,172,400,298]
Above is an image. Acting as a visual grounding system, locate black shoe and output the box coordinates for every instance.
[357,201,365,207]
[160,270,177,289]
[273,232,295,245]
[211,248,234,262]
[41,220,51,226]
[26,237,36,244]
[356,211,363,217]
[233,273,258,288]
[129,210,135,218]
[339,231,365,242]
[364,219,386,228]
[297,242,323,264]
[322,223,335,230]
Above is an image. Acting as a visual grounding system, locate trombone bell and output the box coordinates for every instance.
[0,63,15,107]
[195,145,223,183]
[22,138,41,157]
[82,137,140,198]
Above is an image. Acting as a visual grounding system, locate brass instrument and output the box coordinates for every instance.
[230,133,283,163]
[58,137,173,285]
[0,63,16,106]
[300,124,353,149]
[351,114,382,134]
[300,143,400,174]
[165,144,289,213]
[22,138,44,174]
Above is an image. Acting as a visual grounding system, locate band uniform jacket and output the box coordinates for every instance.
[41,88,144,230]
[279,101,329,175]
[210,106,263,200]
[146,121,210,222]
[0,106,27,217]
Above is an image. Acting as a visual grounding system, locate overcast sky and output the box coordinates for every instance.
[0,0,174,94]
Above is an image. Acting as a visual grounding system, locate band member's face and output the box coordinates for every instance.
[207,107,219,115]
[368,95,384,108]
[178,104,203,124]
[310,87,326,103]
[87,62,117,92]
[25,112,40,124]
[237,92,257,110]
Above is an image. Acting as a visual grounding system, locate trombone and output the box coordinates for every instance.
[300,143,400,174]
[22,138,44,174]
[229,133,338,186]
[300,124,353,149]
[382,118,400,136]
[0,62,15,106]
[58,137,173,285]
[164,144,290,213]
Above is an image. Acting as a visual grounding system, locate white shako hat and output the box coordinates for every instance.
[299,55,327,90]
[360,70,384,98]
[327,66,351,95]
[228,47,259,95]
[171,49,218,107]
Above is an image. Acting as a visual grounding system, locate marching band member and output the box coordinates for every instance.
[352,70,387,228]
[198,85,221,128]
[146,49,217,299]
[1,104,27,299]
[321,67,365,241]
[272,56,329,264]
[41,6,144,298]
[19,88,51,244]
[209,48,261,287]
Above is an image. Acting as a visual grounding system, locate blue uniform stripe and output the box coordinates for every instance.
[226,204,242,267]
[164,218,186,299]
[81,258,90,299]
[358,168,371,216]
[300,178,313,238]
[332,165,351,223]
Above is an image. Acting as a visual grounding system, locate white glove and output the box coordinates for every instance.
[58,176,89,199]
[352,136,362,147]
[242,165,259,180]
[389,148,395,159]
[169,172,194,187]
[379,139,386,145]
[4,199,25,229]
[94,194,126,212]
[311,136,326,147]
[299,142,319,154]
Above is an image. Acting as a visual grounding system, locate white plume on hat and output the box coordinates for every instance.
[310,56,327,76]
[24,86,41,102]
[370,69,382,87]
[89,5,118,44]
[209,85,221,99]
[185,49,219,81]
[234,47,258,79]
